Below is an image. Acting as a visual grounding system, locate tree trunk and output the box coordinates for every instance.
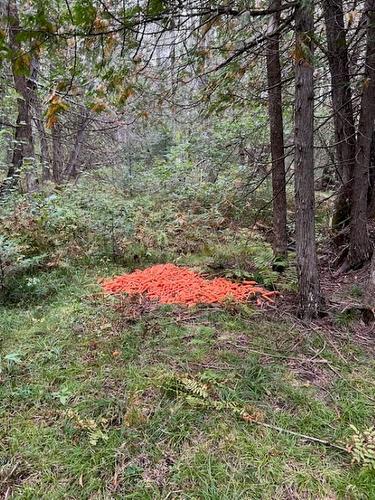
[367,129,375,216]
[294,0,321,319]
[364,247,375,309]
[0,0,34,195]
[32,100,51,182]
[52,122,63,184]
[323,0,356,231]
[24,76,38,192]
[65,110,89,179]
[347,0,375,269]
[317,130,336,190]
[266,0,288,261]
[29,59,51,181]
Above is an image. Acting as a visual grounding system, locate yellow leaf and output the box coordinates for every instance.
[90,100,107,113]
[45,93,69,128]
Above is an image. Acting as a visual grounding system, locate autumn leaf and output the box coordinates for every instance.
[89,100,107,113]
[45,93,69,128]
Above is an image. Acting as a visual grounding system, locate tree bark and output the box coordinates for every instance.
[32,98,51,182]
[52,122,63,184]
[266,0,288,261]
[364,247,375,309]
[323,0,356,231]
[0,0,34,195]
[347,0,375,269]
[367,129,375,216]
[294,0,321,319]
[25,75,38,192]
[29,58,51,181]
[65,110,89,179]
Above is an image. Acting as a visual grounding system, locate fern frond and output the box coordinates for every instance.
[347,426,375,469]
[160,372,209,399]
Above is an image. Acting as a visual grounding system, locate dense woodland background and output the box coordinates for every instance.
[3,1,375,498]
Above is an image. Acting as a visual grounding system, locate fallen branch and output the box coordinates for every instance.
[247,419,347,452]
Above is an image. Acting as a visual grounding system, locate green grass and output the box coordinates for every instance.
[1,263,375,498]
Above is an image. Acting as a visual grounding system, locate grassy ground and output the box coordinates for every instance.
[2,261,375,499]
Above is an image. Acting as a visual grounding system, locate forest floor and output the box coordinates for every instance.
[2,253,375,499]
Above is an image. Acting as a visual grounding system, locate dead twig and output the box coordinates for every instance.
[246,419,347,453]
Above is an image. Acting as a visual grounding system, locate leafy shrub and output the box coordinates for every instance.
[0,234,47,291]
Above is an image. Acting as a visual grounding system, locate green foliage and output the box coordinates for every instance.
[0,235,23,285]
[160,371,259,423]
[66,409,109,446]
[0,234,47,290]
[147,0,167,16]
[348,426,375,470]
[73,0,97,28]
[334,308,362,328]
[350,285,364,299]
[52,387,73,405]
[161,372,209,399]
[0,162,276,270]
[0,351,23,374]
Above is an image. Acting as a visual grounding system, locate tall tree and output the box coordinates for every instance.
[294,0,321,318]
[29,58,51,181]
[52,122,63,184]
[266,0,288,261]
[347,0,375,269]
[367,131,375,215]
[65,109,89,179]
[323,0,356,231]
[0,0,34,195]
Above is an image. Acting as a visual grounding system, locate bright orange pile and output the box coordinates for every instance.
[101,263,277,307]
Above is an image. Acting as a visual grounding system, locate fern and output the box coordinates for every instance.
[161,372,209,399]
[179,376,209,399]
[160,372,259,422]
[347,425,375,470]
[65,409,108,446]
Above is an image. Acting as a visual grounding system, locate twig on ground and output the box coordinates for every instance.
[247,419,348,453]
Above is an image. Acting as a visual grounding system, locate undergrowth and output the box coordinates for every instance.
[1,260,375,498]
[0,176,296,305]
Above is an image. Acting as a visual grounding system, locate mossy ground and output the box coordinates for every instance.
[1,260,375,499]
